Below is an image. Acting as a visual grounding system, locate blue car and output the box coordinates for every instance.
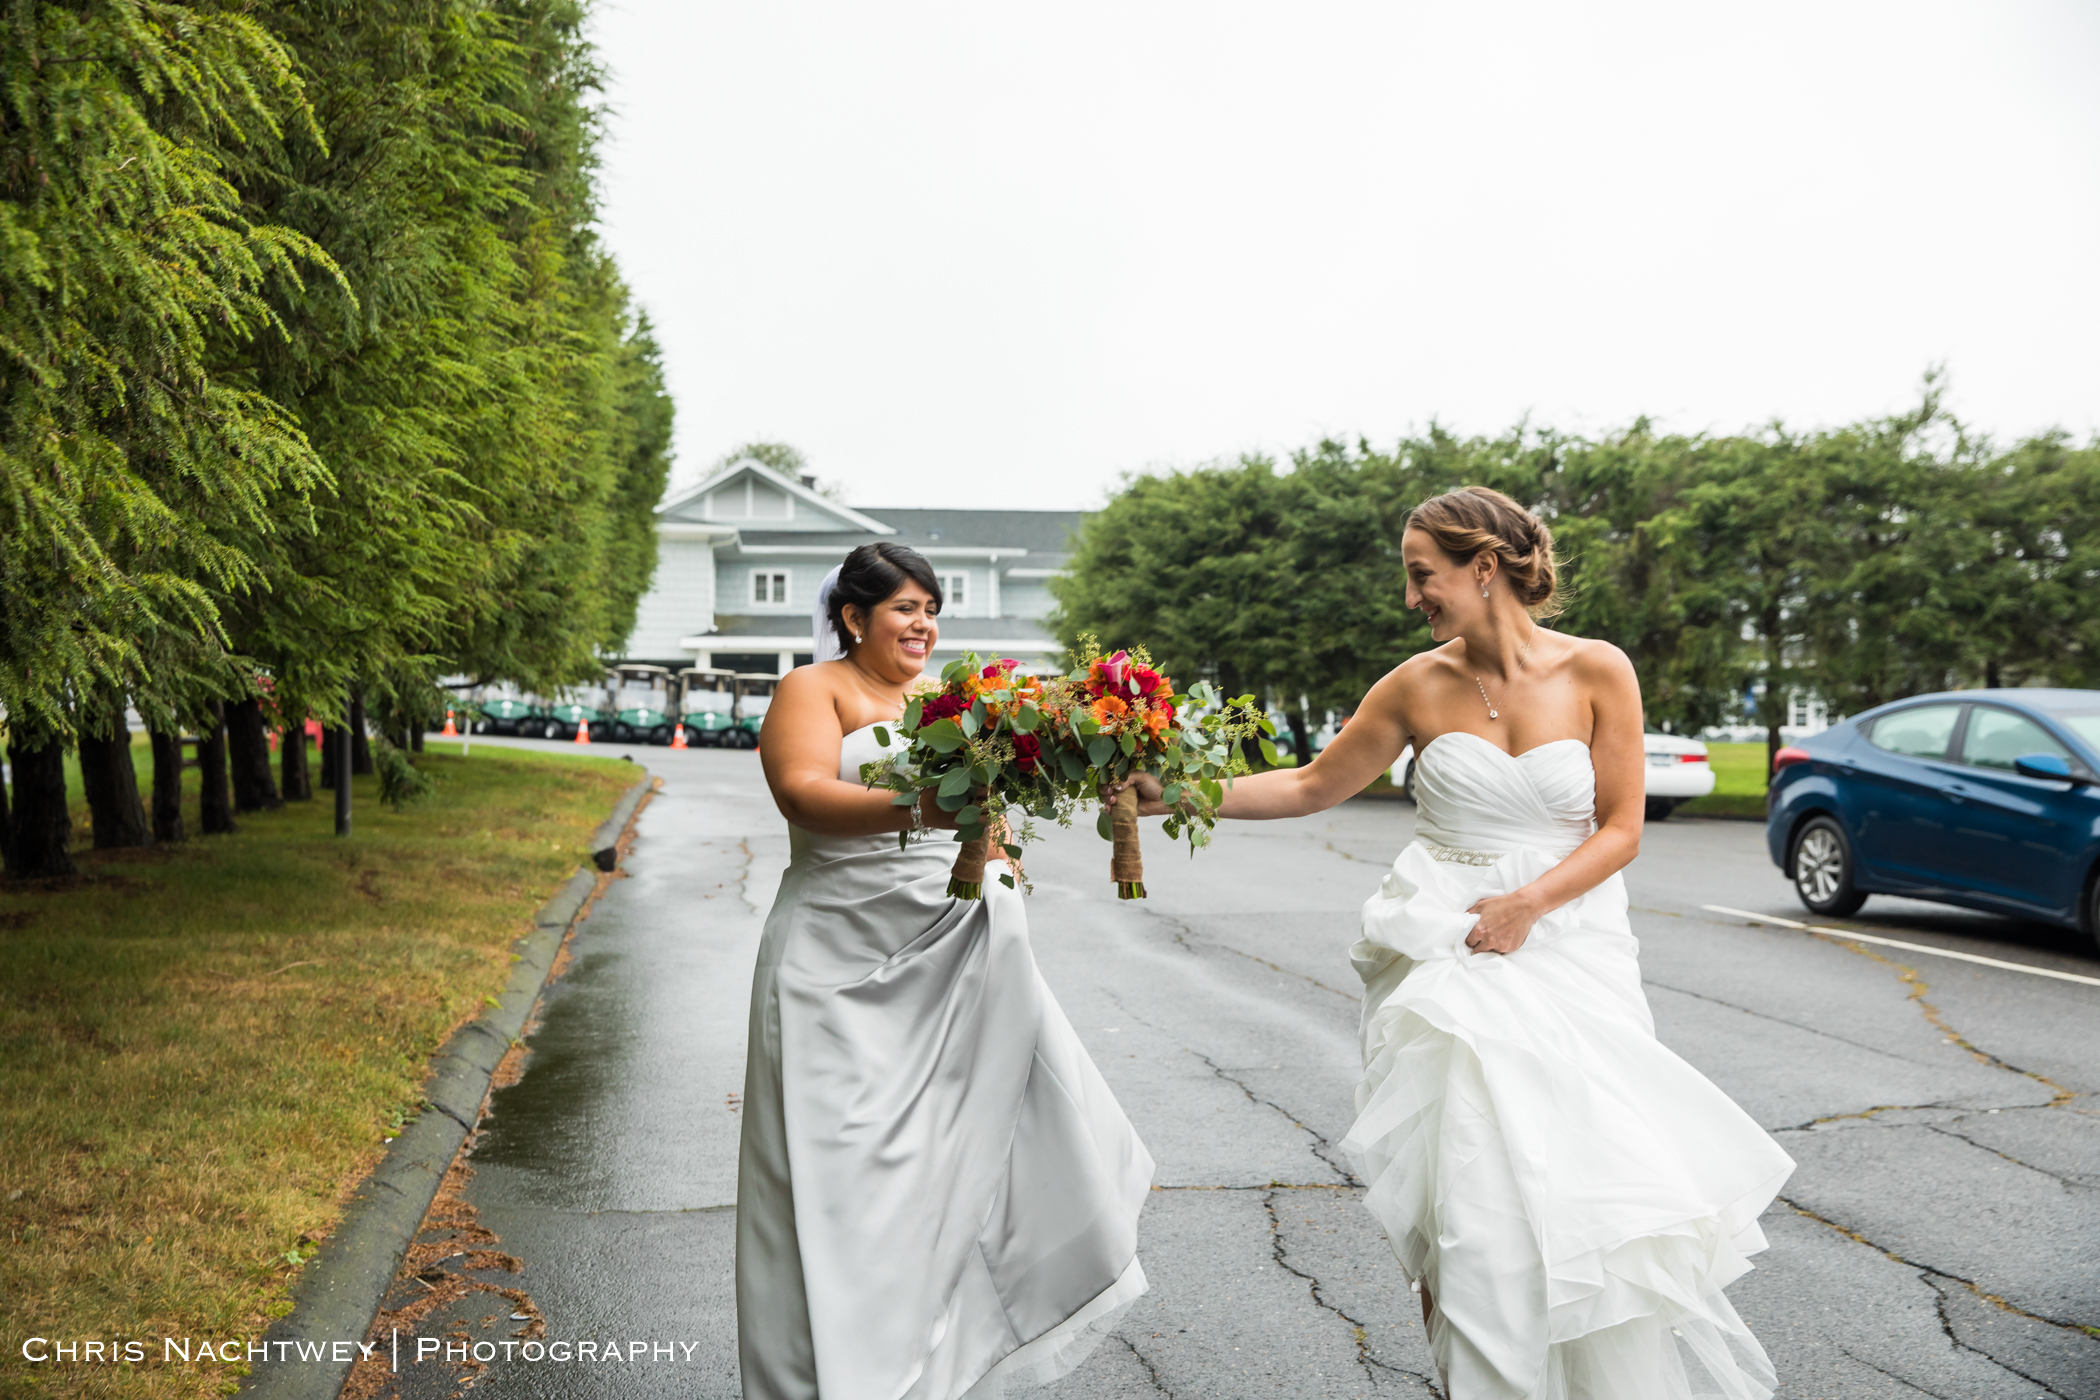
[1766,689,2100,944]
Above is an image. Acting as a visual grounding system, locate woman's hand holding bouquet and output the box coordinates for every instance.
[860,641,1271,900]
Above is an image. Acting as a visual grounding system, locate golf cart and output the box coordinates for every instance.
[541,686,613,741]
[725,672,779,750]
[608,664,677,744]
[675,668,739,746]
[471,685,539,736]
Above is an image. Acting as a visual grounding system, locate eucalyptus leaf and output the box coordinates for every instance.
[938,766,974,798]
[1087,736,1115,767]
[921,718,966,752]
[937,790,968,813]
[999,873,1016,889]
[1259,737,1280,766]
[1096,809,1115,841]
[1118,731,1137,756]
[957,804,982,827]
[1001,843,1022,860]
[1011,703,1040,733]
[874,725,890,748]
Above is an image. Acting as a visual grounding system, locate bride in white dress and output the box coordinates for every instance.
[739,542,1153,1400]
[1114,487,1795,1399]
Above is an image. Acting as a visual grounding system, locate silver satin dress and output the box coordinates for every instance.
[738,723,1154,1400]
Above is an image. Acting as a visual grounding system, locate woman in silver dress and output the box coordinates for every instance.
[738,542,1153,1400]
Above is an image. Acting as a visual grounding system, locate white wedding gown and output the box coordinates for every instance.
[738,723,1154,1400]
[1345,732,1796,1399]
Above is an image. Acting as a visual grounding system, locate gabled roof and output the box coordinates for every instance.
[657,458,894,534]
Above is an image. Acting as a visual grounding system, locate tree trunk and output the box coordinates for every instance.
[198,702,237,835]
[5,738,75,878]
[1285,703,1313,770]
[149,731,187,843]
[410,724,425,754]
[281,724,312,802]
[1985,657,2002,690]
[225,698,282,812]
[331,725,352,837]
[318,724,337,790]
[77,717,153,849]
[350,692,374,776]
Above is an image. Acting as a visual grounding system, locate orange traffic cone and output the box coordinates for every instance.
[670,724,688,750]
[441,709,458,737]
[575,718,591,745]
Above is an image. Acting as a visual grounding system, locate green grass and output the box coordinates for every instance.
[0,741,637,1399]
[1677,741,1770,819]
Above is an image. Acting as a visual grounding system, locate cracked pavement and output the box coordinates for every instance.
[363,741,2098,1398]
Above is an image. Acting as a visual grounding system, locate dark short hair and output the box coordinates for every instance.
[829,542,943,648]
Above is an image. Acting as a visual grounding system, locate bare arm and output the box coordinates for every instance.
[757,668,952,837]
[1114,665,1417,821]
[1462,643,1644,953]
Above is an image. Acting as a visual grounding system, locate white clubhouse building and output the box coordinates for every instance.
[621,458,1084,674]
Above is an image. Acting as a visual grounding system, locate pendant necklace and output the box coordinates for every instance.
[1472,627,1541,721]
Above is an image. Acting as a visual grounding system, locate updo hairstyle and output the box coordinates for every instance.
[828,542,943,649]
[1404,486,1564,618]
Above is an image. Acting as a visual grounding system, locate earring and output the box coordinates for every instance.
[1481,586,1489,597]
[853,633,863,644]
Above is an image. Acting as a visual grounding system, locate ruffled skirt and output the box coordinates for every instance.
[1343,842,1795,1400]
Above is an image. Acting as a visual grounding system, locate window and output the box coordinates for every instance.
[1960,708,2072,772]
[2057,712,2100,753]
[940,572,968,612]
[1865,704,1961,760]
[750,571,789,606]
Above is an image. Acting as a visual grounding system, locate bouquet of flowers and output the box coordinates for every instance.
[860,642,1271,900]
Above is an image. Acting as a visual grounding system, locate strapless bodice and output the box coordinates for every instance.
[1412,731,1597,857]
[787,722,948,869]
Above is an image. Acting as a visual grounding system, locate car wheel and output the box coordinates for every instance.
[1790,816,1867,918]
[1644,797,1675,821]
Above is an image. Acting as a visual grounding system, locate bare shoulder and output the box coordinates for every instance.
[775,661,843,700]
[1362,645,1454,708]
[1548,633,1636,683]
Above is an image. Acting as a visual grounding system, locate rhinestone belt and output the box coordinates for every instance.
[1420,840,1504,866]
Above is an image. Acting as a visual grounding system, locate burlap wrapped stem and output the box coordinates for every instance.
[1110,784,1146,899]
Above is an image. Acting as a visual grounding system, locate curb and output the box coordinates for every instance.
[591,775,653,871]
[238,773,655,1400]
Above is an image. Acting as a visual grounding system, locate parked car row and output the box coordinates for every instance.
[447,667,779,749]
[1766,688,2100,944]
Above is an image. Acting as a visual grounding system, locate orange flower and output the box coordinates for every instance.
[1142,706,1170,735]
[1090,694,1130,727]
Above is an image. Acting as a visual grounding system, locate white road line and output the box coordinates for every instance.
[1699,905,2100,989]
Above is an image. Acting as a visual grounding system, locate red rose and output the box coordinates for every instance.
[1012,732,1042,773]
[1127,665,1165,697]
[981,658,1019,680]
[919,692,970,726]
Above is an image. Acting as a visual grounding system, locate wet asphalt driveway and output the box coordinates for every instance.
[372,740,2100,1400]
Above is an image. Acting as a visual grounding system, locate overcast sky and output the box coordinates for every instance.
[587,1,2100,509]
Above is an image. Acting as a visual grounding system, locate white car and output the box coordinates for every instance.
[1640,731,1715,818]
[1389,731,1715,820]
